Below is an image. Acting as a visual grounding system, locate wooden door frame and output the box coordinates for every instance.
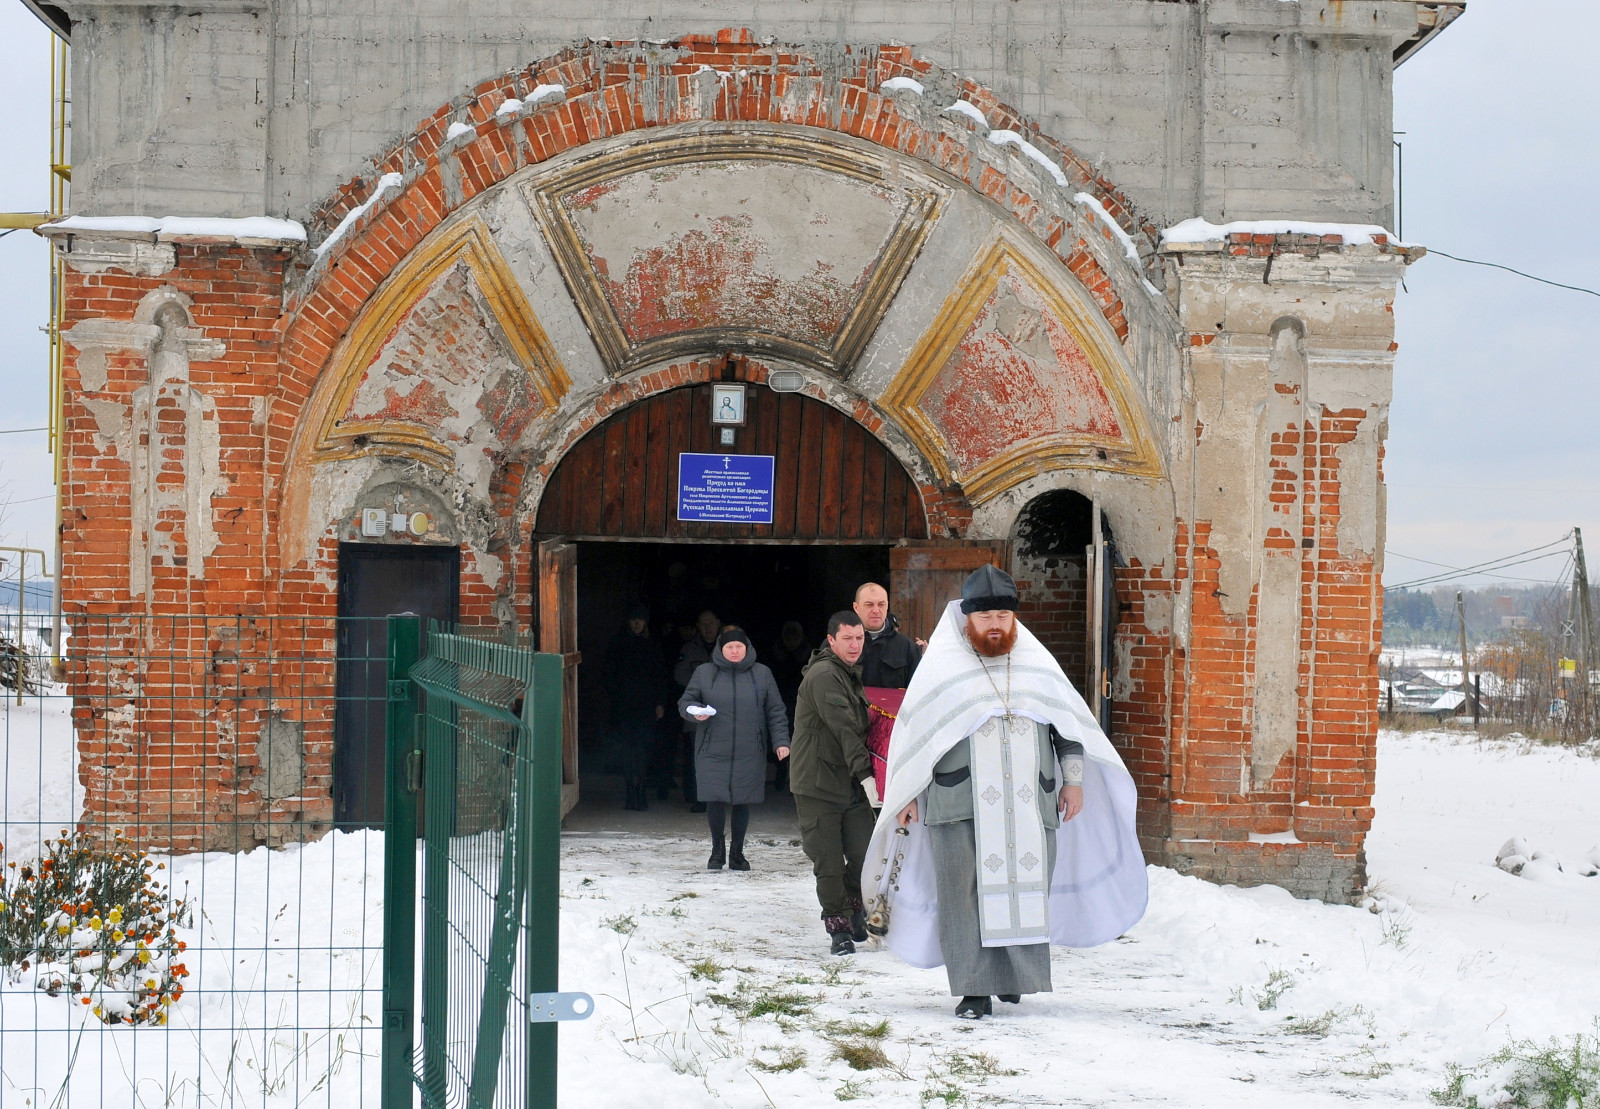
[536,538,582,818]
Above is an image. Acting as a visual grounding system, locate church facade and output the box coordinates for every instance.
[37,1,1458,900]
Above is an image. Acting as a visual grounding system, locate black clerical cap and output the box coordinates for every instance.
[960,564,1019,614]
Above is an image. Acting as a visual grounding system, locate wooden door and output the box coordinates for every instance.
[537,539,581,817]
[889,541,1010,646]
[1084,500,1118,734]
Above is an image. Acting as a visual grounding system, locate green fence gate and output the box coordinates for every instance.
[380,616,587,1109]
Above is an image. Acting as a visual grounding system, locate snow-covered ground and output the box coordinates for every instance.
[1,698,1597,1107]
[556,730,1600,1107]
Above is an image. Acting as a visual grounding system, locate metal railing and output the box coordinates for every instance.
[0,613,576,1108]
[0,614,391,1107]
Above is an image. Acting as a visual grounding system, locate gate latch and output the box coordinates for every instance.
[528,992,594,1024]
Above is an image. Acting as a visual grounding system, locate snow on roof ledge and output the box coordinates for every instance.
[1160,218,1409,249]
[39,214,308,245]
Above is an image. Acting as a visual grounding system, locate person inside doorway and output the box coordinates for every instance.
[673,609,723,813]
[601,603,668,811]
[790,611,877,955]
[766,619,811,793]
[853,581,923,690]
[679,627,791,871]
[865,565,1147,1019]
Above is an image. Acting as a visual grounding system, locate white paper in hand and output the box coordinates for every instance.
[686,704,717,717]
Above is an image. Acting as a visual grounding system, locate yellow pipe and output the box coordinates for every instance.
[0,213,49,229]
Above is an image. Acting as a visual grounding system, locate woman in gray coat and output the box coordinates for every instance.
[679,627,791,871]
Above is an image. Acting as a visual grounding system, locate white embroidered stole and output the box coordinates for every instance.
[970,715,1051,947]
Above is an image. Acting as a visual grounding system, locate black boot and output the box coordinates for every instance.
[847,897,868,942]
[728,848,750,871]
[707,838,726,870]
[824,915,855,956]
[954,996,991,1020]
[997,994,1021,1005]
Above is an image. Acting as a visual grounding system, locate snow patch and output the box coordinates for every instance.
[879,76,925,95]
[445,120,476,140]
[987,130,1069,188]
[495,98,523,116]
[1248,830,1302,845]
[528,82,565,105]
[1161,217,1403,246]
[315,172,404,258]
[943,99,988,128]
[1076,191,1164,298]
[43,215,307,243]
[1074,193,1140,265]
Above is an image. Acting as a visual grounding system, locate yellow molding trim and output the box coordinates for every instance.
[311,215,571,466]
[880,234,1163,504]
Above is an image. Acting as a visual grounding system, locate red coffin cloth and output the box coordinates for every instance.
[862,686,907,800]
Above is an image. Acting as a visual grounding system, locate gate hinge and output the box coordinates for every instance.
[383,1008,408,1030]
[406,749,424,792]
[387,679,411,703]
[528,992,594,1024]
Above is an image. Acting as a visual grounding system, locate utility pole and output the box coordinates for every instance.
[1457,591,1471,722]
[1573,528,1593,729]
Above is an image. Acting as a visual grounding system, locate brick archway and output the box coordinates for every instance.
[535,379,930,542]
[274,29,1167,598]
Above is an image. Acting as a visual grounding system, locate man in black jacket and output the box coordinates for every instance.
[853,582,922,689]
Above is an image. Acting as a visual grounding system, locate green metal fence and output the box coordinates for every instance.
[0,614,394,1108]
[380,617,572,1109]
[0,612,573,1109]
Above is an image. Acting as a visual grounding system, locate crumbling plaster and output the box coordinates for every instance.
[1172,246,1404,619]
[62,1,1419,230]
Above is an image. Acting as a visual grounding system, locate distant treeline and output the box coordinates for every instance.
[1382,582,1590,648]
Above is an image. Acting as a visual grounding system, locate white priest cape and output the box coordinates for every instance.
[865,600,1148,969]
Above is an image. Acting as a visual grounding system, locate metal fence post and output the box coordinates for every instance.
[528,651,563,1109]
[382,615,423,1109]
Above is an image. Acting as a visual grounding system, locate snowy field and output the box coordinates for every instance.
[556,730,1600,1107]
[1,697,1597,1107]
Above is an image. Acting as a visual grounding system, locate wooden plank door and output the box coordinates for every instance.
[537,538,581,817]
[889,541,1010,646]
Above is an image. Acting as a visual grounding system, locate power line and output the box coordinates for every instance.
[0,427,47,435]
[2,493,56,505]
[1385,534,1575,590]
[1428,249,1600,300]
[1389,556,1574,591]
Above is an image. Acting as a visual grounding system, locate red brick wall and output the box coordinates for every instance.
[1013,550,1089,691]
[51,36,1384,899]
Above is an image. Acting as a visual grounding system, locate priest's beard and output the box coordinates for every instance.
[964,618,1017,658]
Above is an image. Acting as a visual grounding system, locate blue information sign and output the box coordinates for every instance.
[677,453,776,524]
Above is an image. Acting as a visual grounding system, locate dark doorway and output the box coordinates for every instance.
[335,543,460,828]
[1011,489,1117,729]
[568,541,890,812]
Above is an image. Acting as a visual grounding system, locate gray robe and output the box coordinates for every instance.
[678,648,790,805]
[924,717,1082,997]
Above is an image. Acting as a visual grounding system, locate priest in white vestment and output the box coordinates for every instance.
[865,565,1148,1019]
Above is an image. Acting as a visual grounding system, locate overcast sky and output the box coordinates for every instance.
[0,0,1592,594]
